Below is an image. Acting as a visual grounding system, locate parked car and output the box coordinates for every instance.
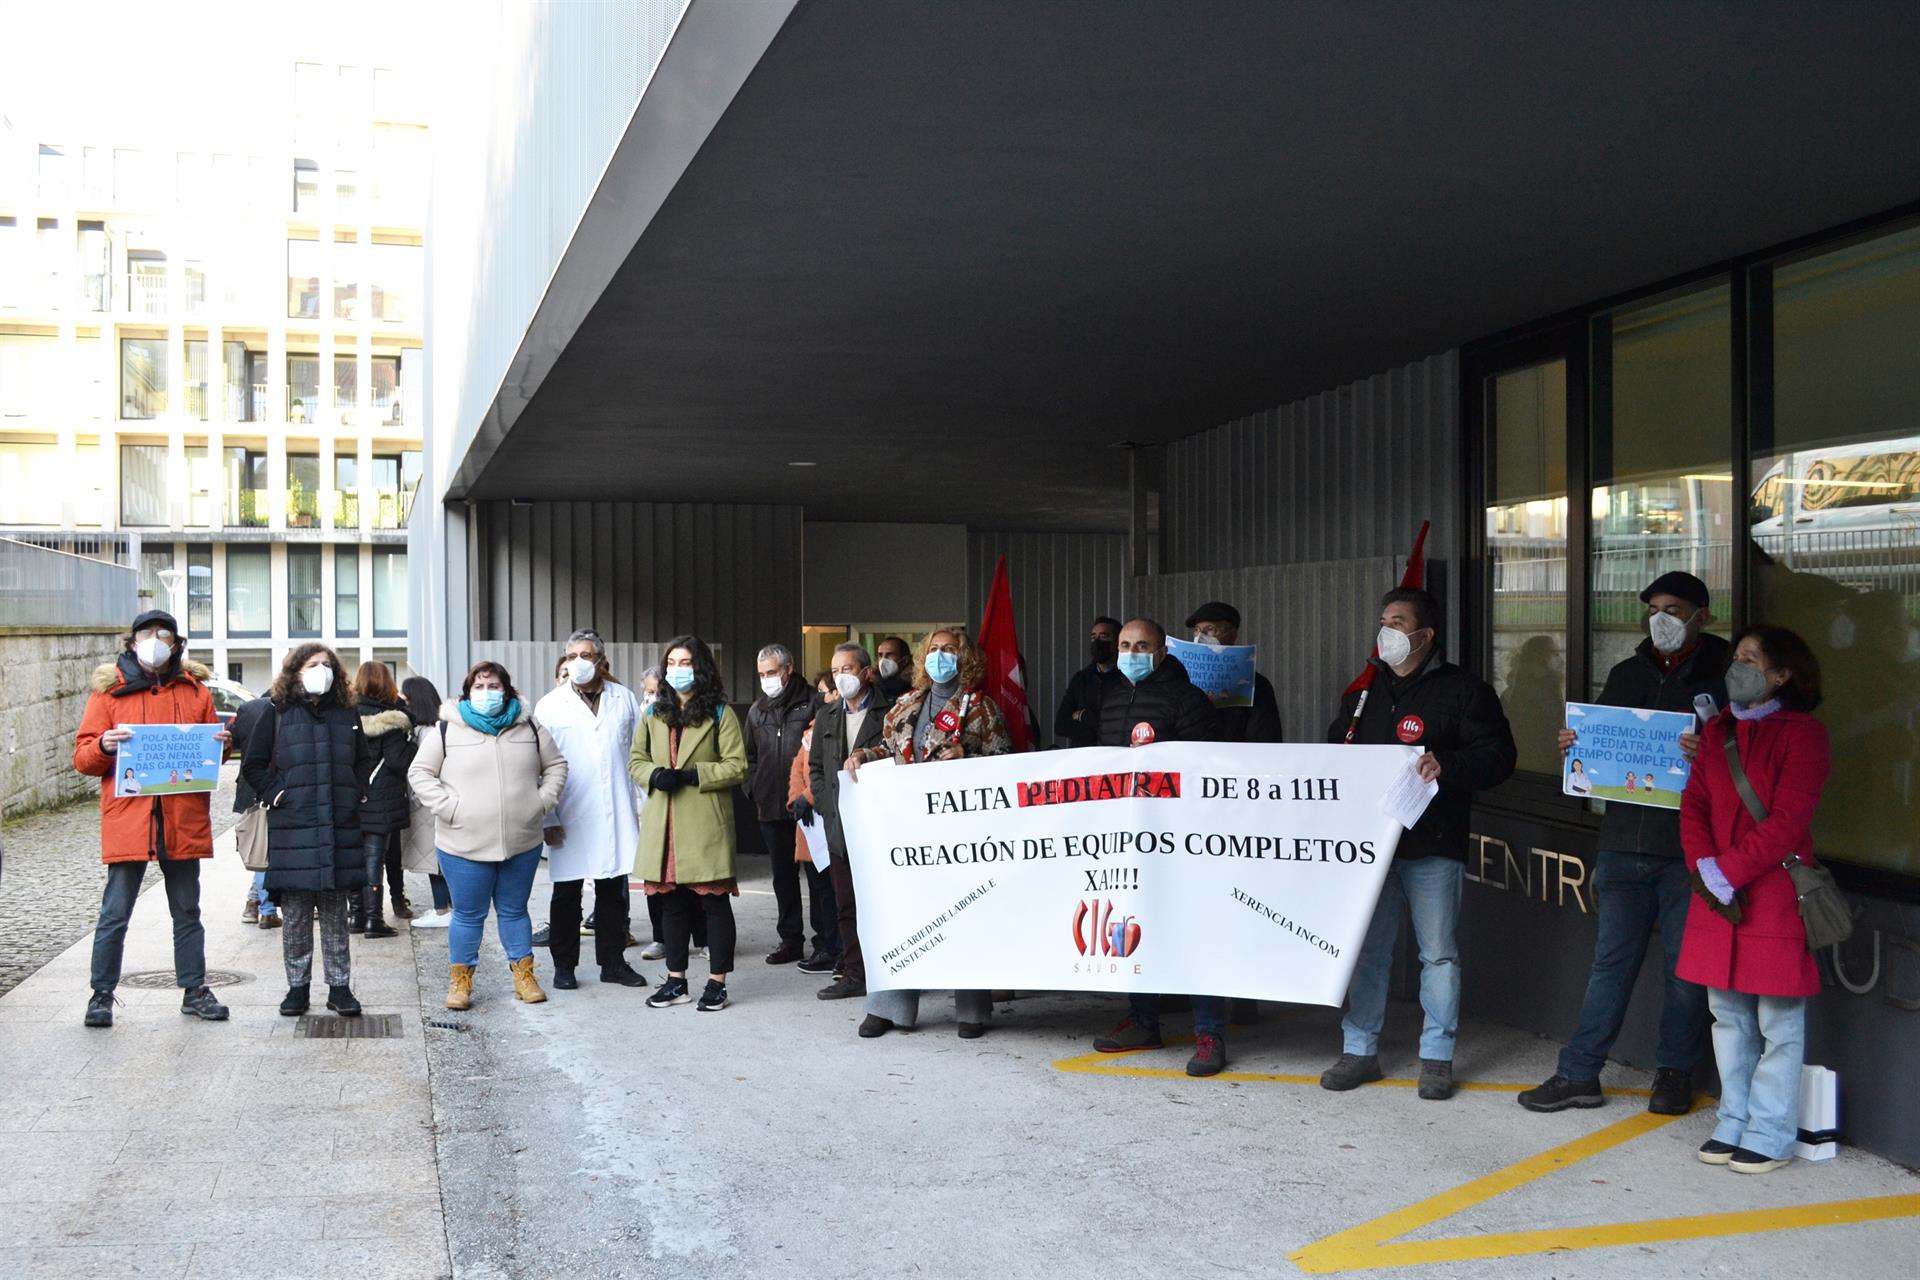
[205,676,256,739]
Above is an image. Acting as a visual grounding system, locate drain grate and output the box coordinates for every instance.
[121,968,253,989]
[423,1017,469,1032]
[296,1013,403,1039]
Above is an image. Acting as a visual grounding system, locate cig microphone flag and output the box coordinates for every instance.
[978,555,1039,752]
[1341,522,1431,742]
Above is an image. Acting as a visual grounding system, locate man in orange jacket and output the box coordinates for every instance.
[73,609,232,1028]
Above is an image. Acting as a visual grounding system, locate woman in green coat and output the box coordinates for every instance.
[629,634,748,1011]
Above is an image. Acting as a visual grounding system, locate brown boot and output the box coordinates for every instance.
[510,955,547,1004]
[446,964,475,1011]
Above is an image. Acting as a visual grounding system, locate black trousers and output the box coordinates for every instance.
[646,886,707,947]
[550,875,629,970]
[383,830,406,904]
[824,838,861,986]
[762,819,838,953]
[660,888,735,974]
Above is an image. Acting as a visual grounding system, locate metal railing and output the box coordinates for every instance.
[129,271,168,315]
[334,489,361,527]
[228,489,269,528]
[0,537,137,629]
[370,487,412,529]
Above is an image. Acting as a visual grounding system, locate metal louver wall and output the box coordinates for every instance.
[967,530,1133,748]
[472,500,802,698]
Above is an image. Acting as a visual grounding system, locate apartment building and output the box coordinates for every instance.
[0,59,425,692]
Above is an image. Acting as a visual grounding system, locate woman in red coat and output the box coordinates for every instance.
[1677,625,1829,1175]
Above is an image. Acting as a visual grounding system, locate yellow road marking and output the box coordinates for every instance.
[1048,1046,1920,1272]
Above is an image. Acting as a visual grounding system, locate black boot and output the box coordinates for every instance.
[84,990,116,1028]
[346,895,366,934]
[363,887,397,939]
[326,985,362,1017]
[279,985,311,1016]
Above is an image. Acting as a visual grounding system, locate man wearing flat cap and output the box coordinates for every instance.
[71,608,231,1028]
[1185,601,1283,743]
[1517,569,1728,1118]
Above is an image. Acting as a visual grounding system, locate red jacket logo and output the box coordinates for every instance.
[1396,714,1425,744]
[1129,721,1156,746]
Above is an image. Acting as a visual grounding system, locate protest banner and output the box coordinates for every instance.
[836,742,1421,1005]
[114,723,224,798]
[1166,637,1256,707]
[1562,702,1693,810]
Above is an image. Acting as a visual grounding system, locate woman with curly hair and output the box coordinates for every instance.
[242,643,369,1017]
[629,636,748,1012]
[844,627,1012,1039]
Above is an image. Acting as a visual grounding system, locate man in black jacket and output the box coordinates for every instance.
[1088,618,1231,1074]
[749,643,835,968]
[1185,601,1284,743]
[232,695,283,928]
[1518,570,1727,1117]
[1320,589,1516,1101]
[1054,615,1121,748]
[805,643,893,1000]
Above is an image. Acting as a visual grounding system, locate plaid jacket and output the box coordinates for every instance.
[856,684,1012,765]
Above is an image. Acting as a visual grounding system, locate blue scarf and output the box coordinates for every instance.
[1730,697,1781,722]
[458,696,522,736]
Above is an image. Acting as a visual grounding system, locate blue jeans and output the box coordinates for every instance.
[90,858,205,992]
[1707,987,1806,1159]
[428,872,451,911]
[1558,851,1708,1079]
[438,846,542,967]
[251,870,278,917]
[1342,857,1463,1060]
[1130,993,1226,1037]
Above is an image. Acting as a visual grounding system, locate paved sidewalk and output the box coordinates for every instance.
[0,821,447,1280]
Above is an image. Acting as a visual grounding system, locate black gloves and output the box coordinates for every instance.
[679,768,701,789]
[649,767,683,795]
[791,797,814,825]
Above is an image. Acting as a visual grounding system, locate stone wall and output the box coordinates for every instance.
[1,628,122,819]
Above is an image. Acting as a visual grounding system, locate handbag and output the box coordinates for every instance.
[236,803,270,872]
[1721,730,1854,950]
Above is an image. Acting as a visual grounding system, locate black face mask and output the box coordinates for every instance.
[1090,639,1117,665]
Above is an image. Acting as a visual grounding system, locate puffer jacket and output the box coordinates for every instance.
[73,654,220,864]
[241,694,369,894]
[355,697,417,836]
[1098,656,1217,747]
[407,700,568,862]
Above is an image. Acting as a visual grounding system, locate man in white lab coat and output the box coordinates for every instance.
[536,629,649,990]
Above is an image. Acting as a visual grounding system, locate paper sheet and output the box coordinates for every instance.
[797,812,830,869]
[1379,751,1438,830]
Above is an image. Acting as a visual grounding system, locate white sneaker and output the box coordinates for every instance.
[639,940,666,961]
[690,946,708,959]
[412,911,452,929]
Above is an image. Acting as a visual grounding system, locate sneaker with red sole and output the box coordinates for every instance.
[1092,1016,1164,1053]
[1187,1032,1226,1076]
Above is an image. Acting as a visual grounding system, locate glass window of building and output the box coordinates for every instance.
[187,445,213,526]
[334,235,359,321]
[222,342,261,422]
[138,545,174,606]
[120,337,167,419]
[78,221,111,311]
[183,260,206,315]
[72,440,103,526]
[1486,359,1569,778]
[335,169,359,216]
[0,333,58,418]
[288,545,322,637]
[112,149,146,205]
[333,356,358,424]
[1590,284,1735,684]
[226,545,271,637]
[372,355,403,424]
[184,341,211,421]
[36,144,66,200]
[75,334,106,419]
[287,354,319,422]
[1754,223,1920,879]
[226,446,268,528]
[335,452,360,527]
[119,443,170,526]
[187,544,213,637]
[372,547,407,636]
[336,546,361,637]
[293,157,319,213]
[370,242,421,324]
[35,218,63,311]
[288,452,321,528]
[286,236,320,319]
[81,146,109,201]
[0,441,62,523]
[127,250,167,316]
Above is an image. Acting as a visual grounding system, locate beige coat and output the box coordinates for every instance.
[407,700,568,862]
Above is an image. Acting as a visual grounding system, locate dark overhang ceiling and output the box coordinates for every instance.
[454,1,1920,530]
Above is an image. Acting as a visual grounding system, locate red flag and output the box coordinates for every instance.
[1342,521,1431,698]
[977,555,1039,752]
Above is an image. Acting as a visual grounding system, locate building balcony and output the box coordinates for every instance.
[371,487,411,529]
[287,487,320,529]
[228,489,269,529]
[333,488,361,528]
[129,272,168,316]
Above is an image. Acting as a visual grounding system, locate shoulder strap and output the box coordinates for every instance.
[1721,727,1769,823]
[438,720,448,752]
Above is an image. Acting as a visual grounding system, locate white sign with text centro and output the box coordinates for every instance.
[835,742,1415,1005]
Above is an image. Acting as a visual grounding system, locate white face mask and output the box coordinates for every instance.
[759,674,785,698]
[566,657,598,686]
[134,636,173,668]
[301,664,334,696]
[1648,609,1693,654]
[834,672,863,700]
[1377,625,1414,668]
[877,658,900,679]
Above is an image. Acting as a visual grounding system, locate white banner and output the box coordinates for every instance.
[838,742,1418,1005]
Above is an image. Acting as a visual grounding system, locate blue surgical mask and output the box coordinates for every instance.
[925,651,958,684]
[1118,651,1155,683]
[470,688,505,716]
[665,667,696,693]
